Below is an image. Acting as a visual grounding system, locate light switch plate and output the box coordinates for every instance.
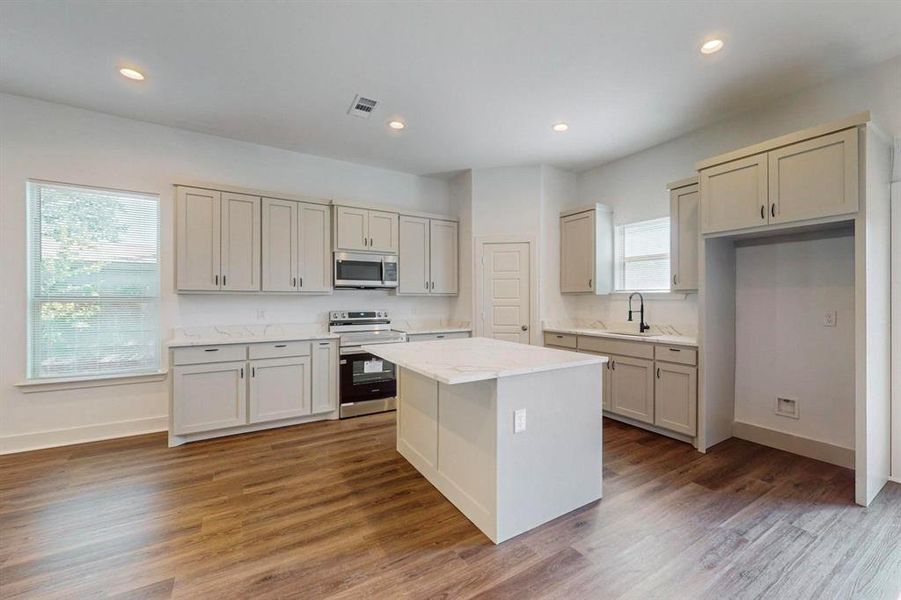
[514,409,527,433]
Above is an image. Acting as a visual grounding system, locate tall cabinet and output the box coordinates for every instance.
[176,187,261,292]
[398,215,459,295]
[559,204,614,294]
[668,178,700,291]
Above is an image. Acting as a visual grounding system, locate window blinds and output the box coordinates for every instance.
[615,217,671,291]
[27,182,161,379]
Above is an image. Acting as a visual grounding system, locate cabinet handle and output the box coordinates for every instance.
[431,281,435,290]
[436,335,445,339]
[319,342,330,346]
[275,344,287,348]
[556,335,564,339]
[300,277,303,288]
[771,204,776,218]
[669,348,681,352]
[673,274,677,286]
[204,348,219,352]
[252,367,256,378]
[589,278,592,288]
[214,274,219,285]
[760,205,765,220]
[611,360,615,370]
[656,367,661,379]
[293,277,296,287]
[240,367,244,379]
[222,275,227,286]
[425,280,429,289]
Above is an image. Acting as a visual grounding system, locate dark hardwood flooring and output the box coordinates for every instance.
[1,414,899,599]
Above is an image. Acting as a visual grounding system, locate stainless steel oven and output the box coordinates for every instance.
[334,252,398,289]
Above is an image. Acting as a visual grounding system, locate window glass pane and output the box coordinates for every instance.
[28,182,161,379]
[615,217,671,292]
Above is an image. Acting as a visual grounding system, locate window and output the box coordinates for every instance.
[27,181,160,380]
[614,217,671,292]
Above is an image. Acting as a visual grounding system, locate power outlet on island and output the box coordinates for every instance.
[823,310,837,327]
[514,409,527,433]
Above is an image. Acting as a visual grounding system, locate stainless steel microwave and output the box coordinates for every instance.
[334,252,398,289]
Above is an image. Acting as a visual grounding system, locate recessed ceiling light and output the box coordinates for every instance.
[700,39,724,55]
[388,120,406,130]
[552,122,569,132]
[119,67,145,81]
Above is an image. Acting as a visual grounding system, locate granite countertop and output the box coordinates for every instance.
[391,320,472,335]
[543,324,698,347]
[362,336,605,385]
[168,323,337,347]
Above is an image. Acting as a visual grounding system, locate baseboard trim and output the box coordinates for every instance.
[732,421,854,469]
[0,416,168,455]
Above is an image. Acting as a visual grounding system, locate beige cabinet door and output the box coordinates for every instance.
[335,206,369,251]
[430,219,458,295]
[398,215,430,295]
[482,242,530,343]
[221,192,261,291]
[654,362,697,436]
[298,202,332,293]
[248,356,311,423]
[609,355,654,424]
[560,210,595,293]
[176,187,221,291]
[311,340,338,414]
[368,210,399,253]
[173,361,247,434]
[768,128,859,224]
[699,154,768,234]
[261,198,297,292]
[671,184,699,290]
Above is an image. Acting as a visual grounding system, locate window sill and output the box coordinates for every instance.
[16,370,169,394]
[609,291,692,300]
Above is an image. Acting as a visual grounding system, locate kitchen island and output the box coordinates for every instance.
[361,337,606,543]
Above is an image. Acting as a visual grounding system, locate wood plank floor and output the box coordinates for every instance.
[1,414,899,599]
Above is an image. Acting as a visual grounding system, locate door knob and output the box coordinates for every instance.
[521,325,528,331]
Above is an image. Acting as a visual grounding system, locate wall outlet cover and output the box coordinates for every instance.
[514,408,527,433]
[823,310,837,327]
[775,397,800,419]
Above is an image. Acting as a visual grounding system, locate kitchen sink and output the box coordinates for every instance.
[601,328,657,337]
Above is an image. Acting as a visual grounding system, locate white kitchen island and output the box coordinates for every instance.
[361,337,606,544]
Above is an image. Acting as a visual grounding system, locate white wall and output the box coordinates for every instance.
[733,234,855,449]
[0,93,453,452]
[573,54,901,332]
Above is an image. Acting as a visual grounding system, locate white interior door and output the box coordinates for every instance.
[481,242,530,343]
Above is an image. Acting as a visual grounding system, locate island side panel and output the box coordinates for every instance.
[494,363,603,543]
[396,367,500,542]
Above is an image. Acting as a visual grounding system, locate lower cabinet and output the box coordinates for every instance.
[608,355,655,424]
[171,338,338,444]
[173,360,247,435]
[249,356,312,423]
[654,362,698,436]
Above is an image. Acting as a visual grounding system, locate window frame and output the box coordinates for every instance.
[613,216,672,293]
[25,179,163,383]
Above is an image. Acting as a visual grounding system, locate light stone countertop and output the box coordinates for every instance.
[362,336,605,385]
[168,323,337,347]
[391,319,472,335]
[543,325,698,347]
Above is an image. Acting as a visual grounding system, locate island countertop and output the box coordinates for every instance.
[362,336,605,385]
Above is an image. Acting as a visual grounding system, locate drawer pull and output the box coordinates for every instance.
[204,348,219,352]
[275,344,287,348]
[556,335,564,339]
[668,348,681,352]
[436,335,445,339]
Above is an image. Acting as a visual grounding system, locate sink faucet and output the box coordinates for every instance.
[627,292,650,333]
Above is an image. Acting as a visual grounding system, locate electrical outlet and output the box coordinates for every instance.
[775,397,800,419]
[514,409,527,433]
[823,310,837,327]
[257,309,267,320]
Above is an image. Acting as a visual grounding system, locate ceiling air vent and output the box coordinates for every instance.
[348,95,378,119]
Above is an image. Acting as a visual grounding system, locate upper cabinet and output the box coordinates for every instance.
[397,215,458,295]
[261,198,331,293]
[176,186,260,292]
[698,124,860,236]
[334,205,398,253]
[669,179,700,291]
[560,204,613,294]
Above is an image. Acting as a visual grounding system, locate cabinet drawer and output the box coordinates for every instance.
[249,341,312,360]
[654,345,697,366]
[544,332,577,349]
[408,332,470,343]
[172,344,247,365]
[578,336,653,359]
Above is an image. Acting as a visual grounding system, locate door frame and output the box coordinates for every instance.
[473,234,539,345]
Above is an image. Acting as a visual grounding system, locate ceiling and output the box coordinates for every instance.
[2,1,900,176]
